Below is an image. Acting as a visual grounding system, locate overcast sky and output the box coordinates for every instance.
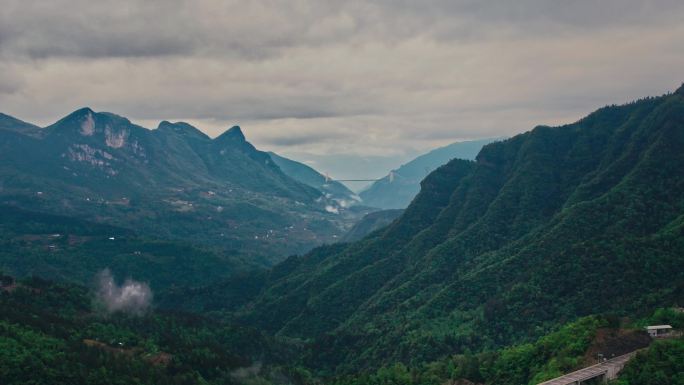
[1,0,683,180]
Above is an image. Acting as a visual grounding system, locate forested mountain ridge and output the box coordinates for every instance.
[237,86,684,371]
[340,209,404,242]
[0,108,358,260]
[359,138,498,209]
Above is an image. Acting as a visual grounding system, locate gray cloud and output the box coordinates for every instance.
[0,1,192,58]
[0,0,683,178]
[4,1,683,60]
[261,130,351,147]
[0,63,23,95]
[0,0,360,60]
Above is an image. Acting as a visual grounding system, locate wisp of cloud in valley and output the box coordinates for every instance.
[96,269,152,315]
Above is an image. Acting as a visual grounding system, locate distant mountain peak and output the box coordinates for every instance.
[217,125,246,142]
[51,108,137,138]
[72,107,95,116]
[51,107,97,136]
[157,120,173,129]
[676,83,684,96]
[61,108,138,125]
[54,107,95,124]
[157,121,209,140]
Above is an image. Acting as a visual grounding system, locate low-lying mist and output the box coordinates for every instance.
[95,269,152,315]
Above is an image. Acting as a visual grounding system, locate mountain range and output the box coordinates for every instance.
[0,108,368,264]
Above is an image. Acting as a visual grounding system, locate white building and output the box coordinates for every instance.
[645,325,672,338]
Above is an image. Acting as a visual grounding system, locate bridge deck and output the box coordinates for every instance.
[537,351,638,385]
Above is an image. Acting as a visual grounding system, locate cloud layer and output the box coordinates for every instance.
[1,1,683,177]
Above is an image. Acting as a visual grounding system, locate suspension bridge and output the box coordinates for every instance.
[325,171,396,183]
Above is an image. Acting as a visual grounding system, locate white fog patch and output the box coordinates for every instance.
[334,197,361,208]
[230,362,262,381]
[96,269,152,315]
[80,112,95,136]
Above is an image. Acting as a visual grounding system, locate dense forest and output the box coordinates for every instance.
[0,275,313,385]
[1,275,682,384]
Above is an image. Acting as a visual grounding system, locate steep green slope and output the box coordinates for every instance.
[340,209,404,242]
[0,109,352,260]
[615,339,684,385]
[359,138,499,209]
[330,315,612,385]
[240,86,684,372]
[613,308,684,385]
[329,310,684,385]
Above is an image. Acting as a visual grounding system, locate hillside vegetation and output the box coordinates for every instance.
[237,86,684,372]
[0,205,257,289]
[0,275,310,385]
[4,275,678,385]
